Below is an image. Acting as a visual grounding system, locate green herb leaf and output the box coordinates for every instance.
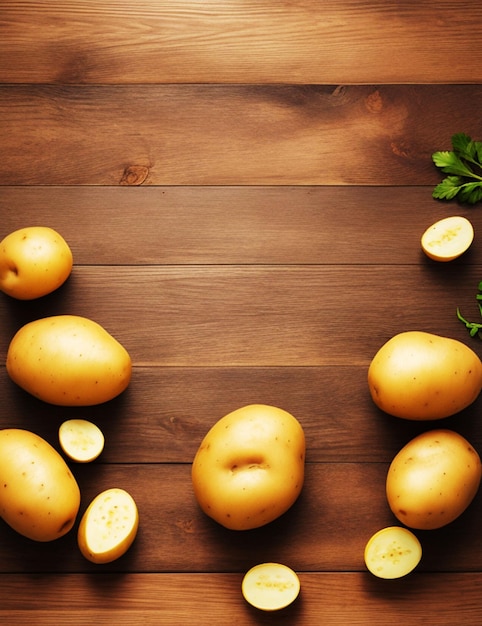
[432,133,482,205]
[432,151,476,178]
[432,176,465,200]
[458,183,482,205]
[452,133,482,169]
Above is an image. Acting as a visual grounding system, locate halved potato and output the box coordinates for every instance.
[421,215,474,261]
[78,488,139,564]
[59,419,105,463]
[242,562,300,611]
[364,526,422,579]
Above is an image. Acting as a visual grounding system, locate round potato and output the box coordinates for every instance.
[368,331,482,420]
[192,404,305,530]
[6,315,132,406]
[386,429,481,530]
[0,428,81,541]
[0,226,73,299]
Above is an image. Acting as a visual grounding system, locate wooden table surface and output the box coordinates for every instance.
[2,2,482,624]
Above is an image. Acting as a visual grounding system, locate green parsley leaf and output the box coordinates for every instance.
[452,132,482,168]
[432,176,465,200]
[458,183,482,205]
[432,133,482,204]
[432,151,475,178]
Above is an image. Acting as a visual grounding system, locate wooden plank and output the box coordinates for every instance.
[2,572,482,625]
[1,85,482,185]
[2,185,481,265]
[1,1,482,84]
[2,265,481,366]
[1,365,481,465]
[0,463,481,574]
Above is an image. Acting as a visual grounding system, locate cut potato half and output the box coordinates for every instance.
[78,488,139,564]
[242,562,300,611]
[59,419,105,462]
[421,215,474,261]
[364,526,422,579]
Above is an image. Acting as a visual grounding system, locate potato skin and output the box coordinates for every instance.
[6,315,132,406]
[0,429,81,541]
[386,429,481,530]
[192,404,305,530]
[368,331,482,420]
[0,226,73,300]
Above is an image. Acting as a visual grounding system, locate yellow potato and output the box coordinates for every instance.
[0,428,81,541]
[59,419,105,462]
[242,562,300,611]
[6,315,132,406]
[421,215,474,262]
[0,226,73,299]
[364,526,422,579]
[77,488,139,564]
[386,429,481,530]
[368,331,482,420]
[191,404,305,530]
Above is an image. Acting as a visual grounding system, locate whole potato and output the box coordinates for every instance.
[0,226,73,300]
[0,429,81,541]
[6,315,132,406]
[192,404,305,530]
[368,331,482,420]
[386,429,481,530]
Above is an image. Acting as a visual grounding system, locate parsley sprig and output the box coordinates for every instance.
[457,281,482,338]
[432,133,482,205]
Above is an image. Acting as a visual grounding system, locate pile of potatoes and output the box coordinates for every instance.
[0,227,137,563]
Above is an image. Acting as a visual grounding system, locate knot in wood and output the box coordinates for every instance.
[120,165,149,186]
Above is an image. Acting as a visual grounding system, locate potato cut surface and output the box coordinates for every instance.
[241,562,300,611]
[421,215,474,261]
[364,526,422,579]
[78,488,139,564]
[59,419,105,462]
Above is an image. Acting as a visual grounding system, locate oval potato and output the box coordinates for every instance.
[368,331,482,420]
[6,315,132,406]
[192,404,305,530]
[0,428,81,541]
[386,429,482,530]
[78,488,139,564]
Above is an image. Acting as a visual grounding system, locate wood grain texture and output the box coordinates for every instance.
[2,264,482,366]
[2,1,482,623]
[1,85,482,185]
[2,573,481,625]
[2,185,481,265]
[1,0,482,84]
